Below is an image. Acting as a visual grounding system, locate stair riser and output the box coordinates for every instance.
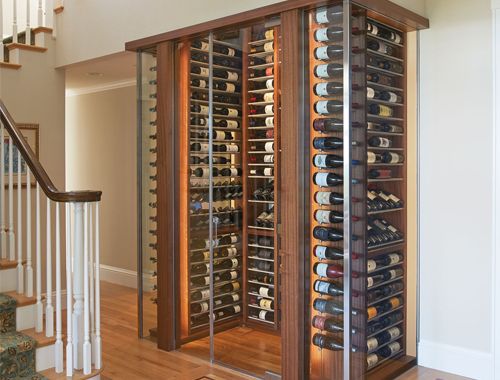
[0,268,16,292]
[16,304,36,330]
[36,344,55,372]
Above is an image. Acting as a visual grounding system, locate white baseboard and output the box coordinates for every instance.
[99,264,138,289]
[419,340,493,380]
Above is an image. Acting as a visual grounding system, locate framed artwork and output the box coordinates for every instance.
[3,124,39,186]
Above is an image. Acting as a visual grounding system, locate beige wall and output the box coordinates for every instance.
[65,85,137,272]
[55,0,426,67]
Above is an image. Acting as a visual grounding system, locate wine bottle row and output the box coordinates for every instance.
[246,26,280,327]
[188,39,244,331]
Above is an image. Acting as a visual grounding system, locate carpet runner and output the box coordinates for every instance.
[0,294,47,380]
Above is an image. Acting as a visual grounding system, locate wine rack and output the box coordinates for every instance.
[245,25,281,329]
[308,4,411,378]
[181,37,245,338]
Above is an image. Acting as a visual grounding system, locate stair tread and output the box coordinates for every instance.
[32,27,53,35]
[4,291,37,307]
[0,258,26,269]
[54,5,64,14]
[0,330,37,348]
[41,366,103,380]
[20,328,57,348]
[6,43,47,52]
[16,375,48,380]
[0,62,22,70]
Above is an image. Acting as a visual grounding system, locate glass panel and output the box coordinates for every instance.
[138,50,158,340]
[209,20,282,378]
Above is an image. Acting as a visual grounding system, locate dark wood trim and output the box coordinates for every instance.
[125,0,428,52]
[280,9,306,380]
[0,100,102,202]
[156,41,178,351]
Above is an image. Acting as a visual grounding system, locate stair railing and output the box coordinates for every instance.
[0,100,102,377]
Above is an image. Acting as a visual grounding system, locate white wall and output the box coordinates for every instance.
[418,0,494,378]
[54,0,426,68]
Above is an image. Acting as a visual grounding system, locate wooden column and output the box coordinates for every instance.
[280,9,307,380]
[156,41,179,351]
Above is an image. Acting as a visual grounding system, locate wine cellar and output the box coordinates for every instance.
[130,0,428,379]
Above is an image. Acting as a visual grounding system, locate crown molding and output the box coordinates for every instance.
[66,78,136,97]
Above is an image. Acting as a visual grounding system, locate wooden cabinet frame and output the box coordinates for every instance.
[128,1,428,378]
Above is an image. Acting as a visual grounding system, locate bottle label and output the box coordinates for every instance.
[203,251,210,260]
[369,24,379,36]
[388,269,397,279]
[315,64,330,78]
[388,194,401,203]
[315,246,327,259]
[388,253,401,264]
[315,192,331,205]
[388,153,400,163]
[200,41,209,51]
[315,172,329,187]
[367,259,376,272]
[387,327,401,339]
[260,299,273,310]
[315,8,328,24]
[378,192,390,201]
[367,277,374,287]
[387,225,398,233]
[215,131,225,140]
[387,92,398,103]
[316,263,328,277]
[314,154,328,168]
[203,276,210,285]
[264,92,274,102]
[367,87,376,99]
[231,258,239,268]
[378,137,391,147]
[264,41,274,52]
[200,289,210,299]
[259,310,268,320]
[197,79,207,88]
[315,28,329,42]
[227,108,238,117]
[314,281,330,294]
[389,297,401,309]
[226,120,238,129]
[200,302,209,312]
[233,305,241,313]
[265,29,274,39]
[232,294,240,302]
[315,83,329,97]
[266,79,274,90]
[367,337,379,351]
[226,144,239,152]
[265,105,274,115]
[367,307,377,319]
[227,71,239,81]
[259,287,270,297]
[315,46,330,60]
[367,191,378,200]
[264,154,274,163]
[226,48,235,57]
[264,168,273,176]
[265,142,274,152]
[232,282,241,291]
[367,151,377,163]
[230,235,238,243]
[199,67,209,76]
[215,300,222,306]
[230,271,238,279]
[367,122,376,130]
[367,353,379,368]
[225,83,236,93]
[265,117,274,127]
[198,105,209,115]
[315,210,331,224]
[387,341,401,354]
[315,100,329,114]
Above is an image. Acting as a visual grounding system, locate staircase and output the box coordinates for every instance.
[0,2,104,377]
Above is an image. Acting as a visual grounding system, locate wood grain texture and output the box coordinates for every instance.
[156,41,178,351]
[280,8,307,380]
[125,0,428,52]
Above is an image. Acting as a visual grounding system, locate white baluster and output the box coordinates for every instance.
[0,0,4,62]
[12,0,18,43]
[89,203,95,364]
[65,203,73,376]
[8,137,14,261]
[25,169,33,297]
[37,0,42,27]
[83,203,91,375]
[45,197,53,337]
[55,202,63,372]
[35,183,42,332]
[73,202,84,370]
[95,202,101,369]
[16,149,23,294]
[0,125,6,259]
[25,0,31,45]
[45,0,53,28]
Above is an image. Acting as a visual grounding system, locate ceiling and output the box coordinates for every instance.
[65,52,137,95]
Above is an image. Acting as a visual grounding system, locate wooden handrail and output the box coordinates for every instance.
[0,100,102,202]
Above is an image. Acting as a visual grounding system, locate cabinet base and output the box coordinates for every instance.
[367,354,416,380]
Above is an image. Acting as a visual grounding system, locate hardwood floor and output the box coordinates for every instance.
[42,282,470,380]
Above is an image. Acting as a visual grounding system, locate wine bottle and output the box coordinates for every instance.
[192,167,219,178]
[313,154,343,169]
[314,6,343,24]
[314,245,343,260]
[314,100,343,116]
[377,59,404,74]
[313,172,342,187]
[259,298,274,310]
[191,288,211,301]
[369,104,394,117]
[380,91,403,103]
[368,136,392,148]
[314,27,343,43]
[191,78,208,88]
[367,311,404,335]
[314,191,343,206]
[367,282,404,303]
[314,45,343,60]
[379,341,401,358]
[313,118,343,132]
[313,137,343,151]
[313,298,343,315]
[314,210,343,224]
[213,68,239,81]
[314,83,343,97]
[190,301,209,314]
[314,63,343,79]
[314,262,344,278]
[312,333,343,351]
[382,152,404,164]
[367,40,395,56]
[219,168,242,177]
[366,72,394,86]
[191,263,210,275]
[367,253,403,272]
[313,280,343,297]
[313,226,343,242]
